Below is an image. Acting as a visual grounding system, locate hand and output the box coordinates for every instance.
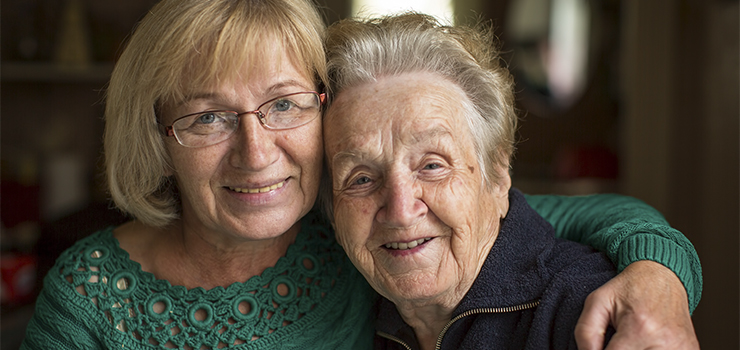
[574,260,700,350]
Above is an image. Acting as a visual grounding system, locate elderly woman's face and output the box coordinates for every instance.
[324,73,510,305]
[161,47,323,241]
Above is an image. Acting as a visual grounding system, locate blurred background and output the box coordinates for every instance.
[1,0,737,348]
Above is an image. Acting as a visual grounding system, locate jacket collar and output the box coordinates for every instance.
[374,188,556,340]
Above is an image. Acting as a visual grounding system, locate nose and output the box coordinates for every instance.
[228,113,279,170]
[376,172,427,228]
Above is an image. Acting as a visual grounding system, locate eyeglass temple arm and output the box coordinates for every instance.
[158,123,175,137]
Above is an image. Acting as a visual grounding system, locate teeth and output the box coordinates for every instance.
[384,238,431,250]
[230,181,284,194]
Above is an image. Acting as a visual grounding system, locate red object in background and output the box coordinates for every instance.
[554,145,619,180]
[1,253,37,305]
[1,178,41,306]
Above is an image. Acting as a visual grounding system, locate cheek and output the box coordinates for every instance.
[169,146,221,182]
[333,197,373,248]
[431,175,474,207]
[287,125,323,173]
[427,174,483,228]
[277,127,323,206]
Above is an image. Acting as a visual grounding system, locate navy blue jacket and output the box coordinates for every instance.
[374,189,616,349]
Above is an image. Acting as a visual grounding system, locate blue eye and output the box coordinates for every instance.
[273,99,296,112]
[424,163,441,170]
[197,113,217,124]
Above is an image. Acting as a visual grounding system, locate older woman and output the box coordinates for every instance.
[21,1,698,349]
[322,13,699,350]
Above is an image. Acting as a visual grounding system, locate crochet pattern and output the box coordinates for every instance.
[30,212,375,349]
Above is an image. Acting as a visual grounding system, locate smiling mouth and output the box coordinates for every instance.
[228,180,285,194]
[384,238,432,250]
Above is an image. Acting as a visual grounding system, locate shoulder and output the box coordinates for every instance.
[541,239,617,298]
[529,241,617,349]
[25,226,129,349]
[36,226,117,302]
[42,223,152,310]
[42,224,141,296]
[52,226,121,269]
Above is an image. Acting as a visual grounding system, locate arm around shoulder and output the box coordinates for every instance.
[525,193,702,312]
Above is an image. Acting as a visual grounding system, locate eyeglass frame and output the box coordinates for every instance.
[159,91,326,147]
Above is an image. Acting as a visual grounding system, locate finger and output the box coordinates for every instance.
[607,310,698,350]
[575,292,614,350]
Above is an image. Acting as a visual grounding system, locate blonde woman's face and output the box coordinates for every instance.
[161,47,323,242]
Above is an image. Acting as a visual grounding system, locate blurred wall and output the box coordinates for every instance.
[620,1,739,349]
[484,0,740,348]
[472,0,738,348]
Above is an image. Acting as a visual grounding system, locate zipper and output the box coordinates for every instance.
[434,300,540,349]
[376,299,540,350]
[377,330,414,350]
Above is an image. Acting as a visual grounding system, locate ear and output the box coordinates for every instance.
[491,162,512,197]
[489,162,511,220]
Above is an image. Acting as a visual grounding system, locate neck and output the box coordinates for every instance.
[394,301,454,350]
[172,221,300,289]
[393,226,500,350]
[116,218,301,290]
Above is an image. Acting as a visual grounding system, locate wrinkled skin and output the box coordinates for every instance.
[324,72,510,347]
[576,260,700,350]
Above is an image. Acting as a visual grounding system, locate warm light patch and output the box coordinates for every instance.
[352,0,454,24]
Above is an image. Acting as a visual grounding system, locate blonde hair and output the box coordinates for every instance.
[322,13,518,218]
[105,0,327,227]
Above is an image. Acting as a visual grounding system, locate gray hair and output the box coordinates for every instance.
[321,12,518,219]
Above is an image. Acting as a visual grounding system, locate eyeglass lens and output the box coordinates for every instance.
[171,92,321,147]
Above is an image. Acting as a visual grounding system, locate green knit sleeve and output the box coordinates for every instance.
[524,193,702,313]
[20,277,103,350]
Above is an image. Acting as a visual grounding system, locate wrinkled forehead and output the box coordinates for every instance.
[326,73,467,128]
[324,73,471,158]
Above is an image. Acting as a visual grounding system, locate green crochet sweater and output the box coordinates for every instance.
[21,212,376,350]
[21,194,702,350]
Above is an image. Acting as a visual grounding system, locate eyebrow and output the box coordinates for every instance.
[329,125,454,168]
[407,125,453,146]
[177,79,315,108]
[331,150,363,169]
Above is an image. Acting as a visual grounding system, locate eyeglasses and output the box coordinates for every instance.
[161,91,326,147]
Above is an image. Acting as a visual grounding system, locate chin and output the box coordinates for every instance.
[381,273,447,303]
[228,207,304,240]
